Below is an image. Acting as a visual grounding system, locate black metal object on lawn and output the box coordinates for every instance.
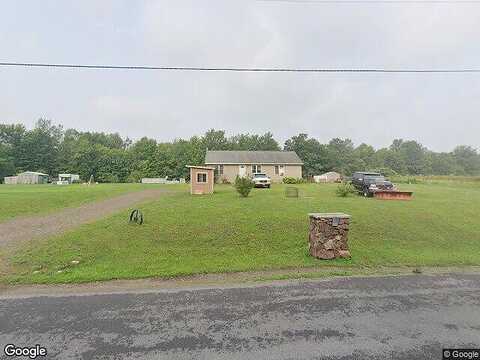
[129,209,144,225]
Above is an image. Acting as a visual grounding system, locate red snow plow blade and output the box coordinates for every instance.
[373,190,413,200]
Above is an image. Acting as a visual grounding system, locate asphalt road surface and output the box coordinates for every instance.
[1,274,480,359]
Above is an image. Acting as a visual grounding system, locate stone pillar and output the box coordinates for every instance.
[308,213,351,259]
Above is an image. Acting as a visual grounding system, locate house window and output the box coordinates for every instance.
[275,166,279,175]
[279,165,285,176]
[252,165,262,174]
[197,173,207,183]
[216,165,224,175]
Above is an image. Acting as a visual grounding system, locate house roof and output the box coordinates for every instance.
[205,151,303,165]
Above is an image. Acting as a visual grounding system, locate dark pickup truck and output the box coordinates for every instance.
[351,171,395,197]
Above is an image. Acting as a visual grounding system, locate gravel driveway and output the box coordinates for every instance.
[0,188,170,250]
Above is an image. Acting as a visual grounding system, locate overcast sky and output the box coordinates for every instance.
[1,0,479,151]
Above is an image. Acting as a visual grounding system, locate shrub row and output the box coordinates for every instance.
[282,177,307,184]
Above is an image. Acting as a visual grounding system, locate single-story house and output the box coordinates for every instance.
[314,171,342,183]
[186,165,215,195]
[4,171,49,185]
[205,150,303,183]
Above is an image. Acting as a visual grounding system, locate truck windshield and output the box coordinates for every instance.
[364,175,385,183]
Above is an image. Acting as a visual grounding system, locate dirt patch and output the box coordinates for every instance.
[0,188,170,251]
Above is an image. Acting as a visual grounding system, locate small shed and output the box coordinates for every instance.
[186,165,214,195]
[4,176,18,184]
[314,171,342,183]
[7,171,49,184]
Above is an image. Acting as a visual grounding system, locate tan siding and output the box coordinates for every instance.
[190,168,214,194]
[212,163,303,183]
[219,165,239,183]
[285,165,302,179]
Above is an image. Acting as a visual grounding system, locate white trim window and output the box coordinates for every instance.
[215,165,224,175]
[252,164,262,174]
[197,172,207,183]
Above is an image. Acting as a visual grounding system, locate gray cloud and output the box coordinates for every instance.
[1,0,479,151]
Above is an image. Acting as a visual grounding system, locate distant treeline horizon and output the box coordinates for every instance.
[1,119,479,183]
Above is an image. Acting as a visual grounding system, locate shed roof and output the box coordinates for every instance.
[205,151,303,165]
[318,171,341,177]
[18,171,49,176]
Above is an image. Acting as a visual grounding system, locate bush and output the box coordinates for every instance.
[282,177,307,184]
[126,170,143,183]
[234,176,254,197]
[336,182,356,197]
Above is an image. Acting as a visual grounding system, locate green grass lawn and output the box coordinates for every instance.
[3,182,480,284]
[0,183,155,222]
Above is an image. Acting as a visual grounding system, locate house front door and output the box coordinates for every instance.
[239,165,246,177]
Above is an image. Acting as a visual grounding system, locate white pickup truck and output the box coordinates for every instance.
[252,173,271,188]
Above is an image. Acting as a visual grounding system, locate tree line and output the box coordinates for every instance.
[1,119,479,183]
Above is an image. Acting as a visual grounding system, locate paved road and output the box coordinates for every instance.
[1,274,480,359]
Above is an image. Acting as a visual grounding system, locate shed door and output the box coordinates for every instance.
[239,165,246,177]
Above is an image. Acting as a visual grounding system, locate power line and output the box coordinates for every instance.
[257,0,480,3]
[0,62,479,73]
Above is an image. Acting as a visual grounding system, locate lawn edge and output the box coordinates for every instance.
[2,265,480,299]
